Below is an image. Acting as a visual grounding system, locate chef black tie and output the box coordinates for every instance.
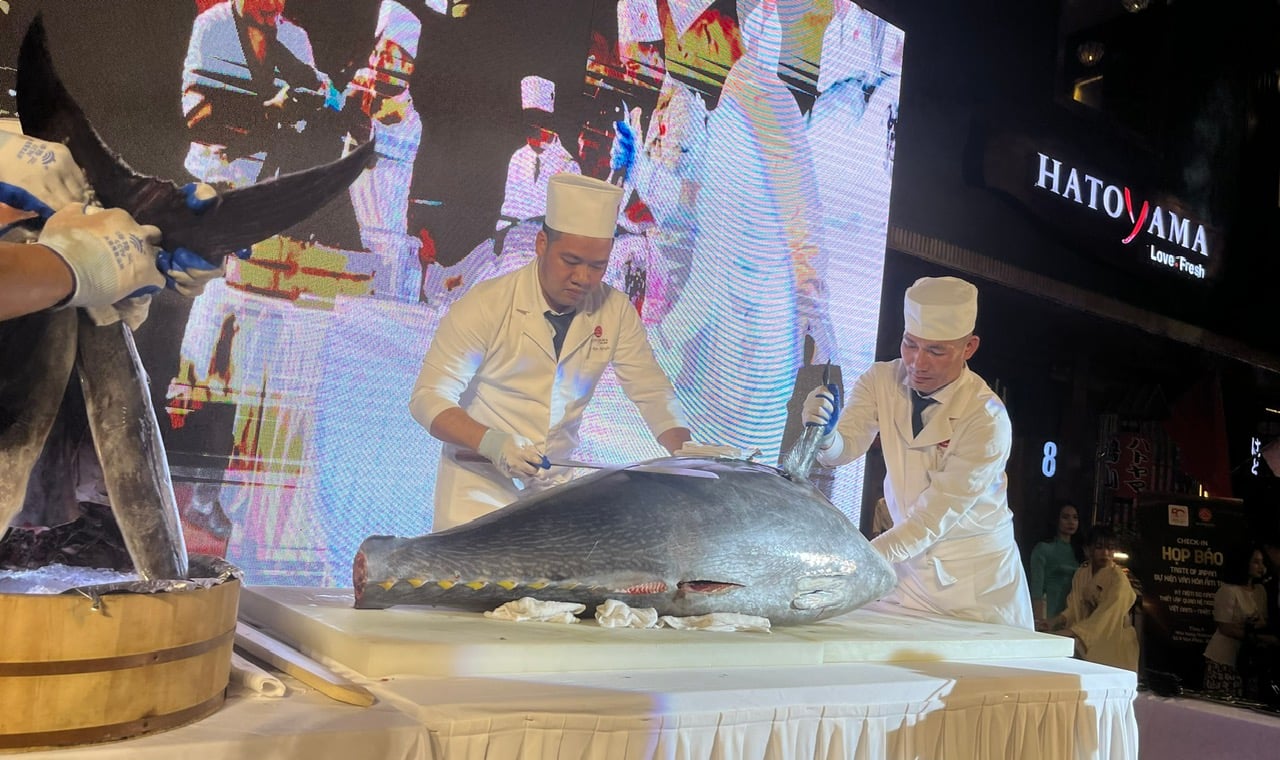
[910,390,937,437]
[545,310,576,358]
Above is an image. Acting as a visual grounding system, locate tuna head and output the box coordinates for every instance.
[353,458,896,626]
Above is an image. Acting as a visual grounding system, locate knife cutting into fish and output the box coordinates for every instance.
[1,16,375,579]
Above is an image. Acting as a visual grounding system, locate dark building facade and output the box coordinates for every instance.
[861,0,1280,551]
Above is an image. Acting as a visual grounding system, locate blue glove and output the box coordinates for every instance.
[0,182,56,220]
[181,182,217,213]
[802,383,843,436]
[157,246,236,297]
[323,80,346,112]
[161,185,248,295]
[610,112,639,177]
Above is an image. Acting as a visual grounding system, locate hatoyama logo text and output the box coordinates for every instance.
[1034,152,1209,278]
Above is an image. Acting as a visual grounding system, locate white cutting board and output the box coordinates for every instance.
[238,586,1072,678]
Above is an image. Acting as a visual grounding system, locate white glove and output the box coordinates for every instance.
[802,385,837,430]
[84,294,152,330]
[0,132,91,217]
[37,204,165,309]
[165,259,226,297]
[477,429,546,480]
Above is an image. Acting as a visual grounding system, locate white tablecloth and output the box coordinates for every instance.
[7,657,1135,760]
[374,657,1137,760]
[14,677,429,760]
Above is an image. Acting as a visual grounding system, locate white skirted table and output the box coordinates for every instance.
[235,586,1140,760]
[7,587,1139,759]
[373,657,1136,759]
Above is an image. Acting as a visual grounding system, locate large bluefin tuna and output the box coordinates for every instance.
[353,456,895,626]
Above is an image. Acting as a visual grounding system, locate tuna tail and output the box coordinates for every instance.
[0,311,77,532]
[780,424,827,483]
[75,316,188,580]
[16,15,376,265]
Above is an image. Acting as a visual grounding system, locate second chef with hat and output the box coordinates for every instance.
[801,276,1034,629]
[411,173,691,531]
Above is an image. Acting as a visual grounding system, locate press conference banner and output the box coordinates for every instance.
[1133,494,1248,688]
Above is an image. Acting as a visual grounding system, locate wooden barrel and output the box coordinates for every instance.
[0,577,240,751]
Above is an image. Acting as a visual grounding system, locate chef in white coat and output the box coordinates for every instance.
[802,276,1034,629]
[410,173,691,530]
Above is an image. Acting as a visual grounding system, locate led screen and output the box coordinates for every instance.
[5,1,901,586]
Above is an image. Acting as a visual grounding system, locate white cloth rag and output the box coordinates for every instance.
[595,598,659,628]
[230,652,287,697]
[484,596,586,623]
[658,612,772,633]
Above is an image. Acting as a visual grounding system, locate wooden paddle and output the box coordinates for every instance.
[233,622,375,707]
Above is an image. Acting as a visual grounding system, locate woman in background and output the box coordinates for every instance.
[1041,524,1139,672]
[1203,546,1276,696]
[1029,502,1084,627]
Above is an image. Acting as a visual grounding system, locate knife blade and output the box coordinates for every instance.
[454,451,718,479]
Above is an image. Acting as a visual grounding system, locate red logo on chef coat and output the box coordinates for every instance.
[938,440,950,449]
[591,324,610,352]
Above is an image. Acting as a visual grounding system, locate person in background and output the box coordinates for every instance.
[1203,545,1277,696]
[182,0,340,187]
[1040,524,1139,672]
[496,76,581,232]
[410,173,691,531]
[802,276,1034,629]
[1260,531,1280,637]
[1029,502,1085,626]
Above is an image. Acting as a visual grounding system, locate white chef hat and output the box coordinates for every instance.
[521,75,555,113]
[667,0,715,37]
[903,276,978,341]
[545,174,624,239]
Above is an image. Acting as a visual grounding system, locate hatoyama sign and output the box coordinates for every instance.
[1033,151,1215,280]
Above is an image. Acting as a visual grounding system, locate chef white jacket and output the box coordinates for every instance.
[496,138,580,228]
[1061,562,1139,671]
[818,360,1034,629]
[181,2,325,187]
[410,259,686,530]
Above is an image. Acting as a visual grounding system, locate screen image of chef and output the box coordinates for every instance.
[111,0,904,586]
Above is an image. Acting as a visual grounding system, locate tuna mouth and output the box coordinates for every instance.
[677,580,744,595]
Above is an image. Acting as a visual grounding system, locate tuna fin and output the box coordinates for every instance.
[677,580,744,594]
[16,15,376,264]
[76,315,189,580]
[790,575,854,610]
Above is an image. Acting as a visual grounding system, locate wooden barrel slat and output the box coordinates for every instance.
[0,578,239,750]
[0,628,234,676]
[0,692,226,750]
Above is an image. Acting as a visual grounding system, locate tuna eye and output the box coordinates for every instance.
[677,580,743,594]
